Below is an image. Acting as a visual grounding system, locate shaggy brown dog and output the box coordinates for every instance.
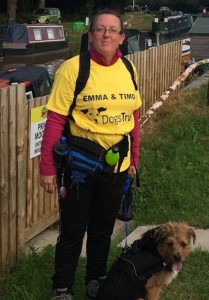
[96,222,196,300]
[143,222,196,300]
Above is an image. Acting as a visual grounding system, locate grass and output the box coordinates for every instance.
[124,12,153,31]
[0,83,209,299]
[134,85,209,228]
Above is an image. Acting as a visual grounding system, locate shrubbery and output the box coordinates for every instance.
[125,6,135,12]
[134,5,141,12]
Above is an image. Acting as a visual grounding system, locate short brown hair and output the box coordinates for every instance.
[89,9,124,33]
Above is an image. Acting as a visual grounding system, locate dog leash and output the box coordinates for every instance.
[124,205,129,250]
[124,171,140,250]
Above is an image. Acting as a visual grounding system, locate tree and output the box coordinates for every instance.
[7,0,17,23]
[92,0,125,14]
[38,0,45,8]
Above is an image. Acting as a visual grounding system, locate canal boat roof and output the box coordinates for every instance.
[154,6,192,24]
[2,23,70,63]
[3,23,66,46]
[0,66,52,97]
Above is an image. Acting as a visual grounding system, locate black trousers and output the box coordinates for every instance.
[52,169,128,292]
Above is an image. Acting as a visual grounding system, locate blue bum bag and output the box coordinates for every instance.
[67,136,113,185]
[69,149,105,184]
[70,150,104,172]
[54,135,129,186]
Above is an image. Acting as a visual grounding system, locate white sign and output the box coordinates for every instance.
[30,105,48,159]
[85,17,89,26]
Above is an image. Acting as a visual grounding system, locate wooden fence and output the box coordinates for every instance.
[0,88,59,272]
[127,40,182,119]
[0,40,182,272]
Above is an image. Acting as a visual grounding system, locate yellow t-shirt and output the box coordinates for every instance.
[47,55,142,171]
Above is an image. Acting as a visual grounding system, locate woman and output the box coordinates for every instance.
[40,9,142,300]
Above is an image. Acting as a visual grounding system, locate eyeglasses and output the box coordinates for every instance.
[93,27,121,35]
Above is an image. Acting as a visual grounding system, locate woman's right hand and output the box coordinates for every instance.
[40,175,57,194]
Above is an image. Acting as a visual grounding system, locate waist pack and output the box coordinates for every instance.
[69,136,108,183]
[54,135,129,186]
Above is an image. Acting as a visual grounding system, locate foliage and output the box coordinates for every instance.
[2,0,209,17]
[0,13,8,24]
[134,85,209,228]
[0,246,54,300]
[125,5,135,12]
[125,0,209,12]
[134,5,141,11]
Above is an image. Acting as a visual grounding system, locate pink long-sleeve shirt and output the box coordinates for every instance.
[40,50,140,176]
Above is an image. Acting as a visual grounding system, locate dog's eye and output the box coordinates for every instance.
[167,241,174,247]
[181,242,188,248]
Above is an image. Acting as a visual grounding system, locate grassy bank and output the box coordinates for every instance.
[134,84,209,229]
[0,85,209,299]
[124,12,153,31]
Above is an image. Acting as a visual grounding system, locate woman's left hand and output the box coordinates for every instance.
[128,165,136,177]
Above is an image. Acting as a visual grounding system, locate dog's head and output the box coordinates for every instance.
[151,222,196,272]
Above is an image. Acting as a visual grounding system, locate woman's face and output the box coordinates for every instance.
[88,14,125,58]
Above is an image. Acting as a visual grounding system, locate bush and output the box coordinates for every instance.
[125,6,135,12]
[0,13,8,24]
[134,5,142,12]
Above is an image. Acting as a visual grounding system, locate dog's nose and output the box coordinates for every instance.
[174,255,181,262]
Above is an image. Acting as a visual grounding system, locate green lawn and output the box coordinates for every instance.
[124,12,153,31]
[134,85,209,229]
[0,84,209,299]
[1,244,209,299]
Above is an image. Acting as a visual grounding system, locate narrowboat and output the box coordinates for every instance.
[2,23,70,62]
[0,66,52,98]
[152,7,193,36]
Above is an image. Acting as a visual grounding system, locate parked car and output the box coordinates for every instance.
[29,8,61,24]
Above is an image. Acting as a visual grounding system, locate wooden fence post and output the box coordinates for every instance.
[0,88,9,272]
[16,84,27,255]
[8,85,18,267]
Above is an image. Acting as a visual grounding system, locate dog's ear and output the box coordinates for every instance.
[188,227,196,244]
[140,227,160,246]
[152,224,171,243]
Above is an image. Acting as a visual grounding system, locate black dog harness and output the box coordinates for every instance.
[119,240,166,282]
[96,231,169,300]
